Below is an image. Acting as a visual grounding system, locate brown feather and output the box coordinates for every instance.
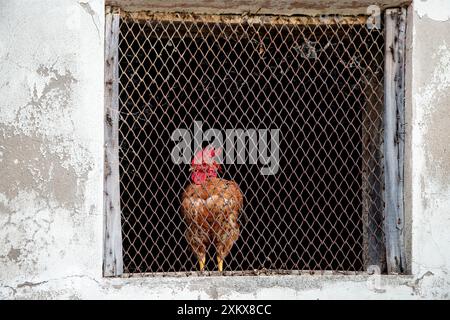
[181,177,243,265]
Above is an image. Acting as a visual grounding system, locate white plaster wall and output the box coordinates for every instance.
[0,0,449,299]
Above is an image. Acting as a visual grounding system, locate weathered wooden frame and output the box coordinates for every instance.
[383,8,407,274]
[103,5,407,276]
[104,6,123,277]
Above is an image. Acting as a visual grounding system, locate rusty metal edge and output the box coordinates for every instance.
[120,269,372,278]
[118,11,371,25]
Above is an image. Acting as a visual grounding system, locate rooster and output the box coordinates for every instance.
[181,146,243,272]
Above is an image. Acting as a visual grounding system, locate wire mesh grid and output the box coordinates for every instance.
[117,12,386,275]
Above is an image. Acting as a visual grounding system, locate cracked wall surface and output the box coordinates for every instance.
[0,0,104,297]
[0,0,450,299]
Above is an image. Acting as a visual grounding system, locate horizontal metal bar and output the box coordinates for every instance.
[121,11,371,25]
[121,270,372,278]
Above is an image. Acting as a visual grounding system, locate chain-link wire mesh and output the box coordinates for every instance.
[117,12,386,275]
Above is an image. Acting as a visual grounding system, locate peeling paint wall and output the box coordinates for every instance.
[408,0,450,293]
[0,0,449,299]
[0,0,104,298]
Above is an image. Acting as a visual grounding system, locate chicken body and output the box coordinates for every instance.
[181,177,243,271]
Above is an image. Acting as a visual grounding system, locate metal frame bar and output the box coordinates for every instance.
[362,64,386,271]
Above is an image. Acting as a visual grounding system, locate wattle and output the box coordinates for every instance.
[192,169,218,185]
[192,171,207,185]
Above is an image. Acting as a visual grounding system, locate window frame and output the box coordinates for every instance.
[103,5,407,277]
